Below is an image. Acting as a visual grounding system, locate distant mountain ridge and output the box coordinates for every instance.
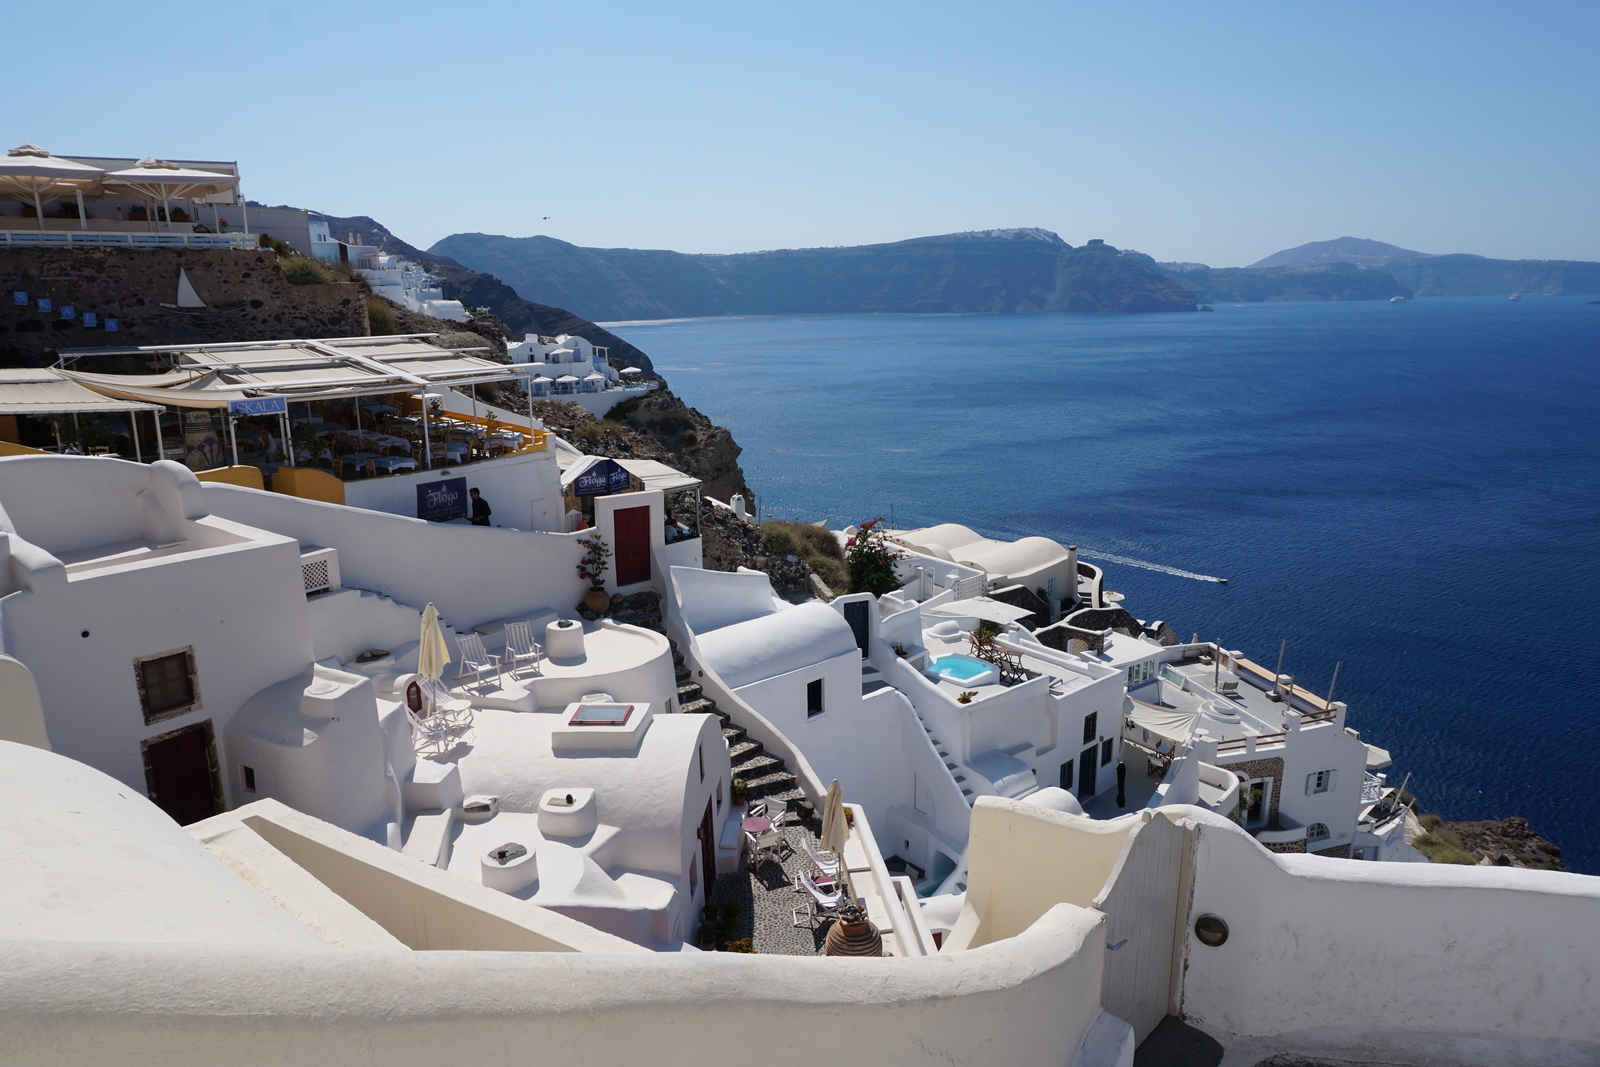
[1248,237,1423,269]
[1162,237,1600,301]
[428,230,1197,321]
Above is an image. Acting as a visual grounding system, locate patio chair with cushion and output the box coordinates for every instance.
[792,868,844,928]
[454,632,502,688]
[503,620,542,677]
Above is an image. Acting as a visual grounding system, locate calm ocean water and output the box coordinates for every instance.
[609,298,1600,873]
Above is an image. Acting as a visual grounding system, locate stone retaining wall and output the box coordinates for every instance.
[0,248,367,367]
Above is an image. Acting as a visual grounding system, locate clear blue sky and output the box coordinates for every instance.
[6,1,1596,265]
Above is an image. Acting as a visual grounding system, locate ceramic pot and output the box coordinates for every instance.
[824,916,883,957]
[584,588,610,614]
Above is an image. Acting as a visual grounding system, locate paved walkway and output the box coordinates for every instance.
[709,825,832,955]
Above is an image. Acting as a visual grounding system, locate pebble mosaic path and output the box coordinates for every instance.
[707,825,835,955]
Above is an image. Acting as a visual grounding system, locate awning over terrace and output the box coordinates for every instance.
[58,335,519,408]
[1125,695,1200,745]
[0,369,162,414]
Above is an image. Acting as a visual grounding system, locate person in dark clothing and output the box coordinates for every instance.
[469,487,492,526]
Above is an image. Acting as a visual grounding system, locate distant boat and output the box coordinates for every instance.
[1509,293,1520,301]
[1390,295,1405,303]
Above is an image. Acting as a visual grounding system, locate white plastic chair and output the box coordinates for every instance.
[455,633,502,688]
[792,868,844,928]
[801,834,843,884]
[503,620,542,677]
[406,704,449,757]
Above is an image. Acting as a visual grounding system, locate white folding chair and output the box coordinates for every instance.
[792,868,843,928]
[753,828,785,871]
[503,620,542,677]
[455,633,502,688]
[420,676,474,731]
[801,834,843,885]
[406,704,449,757]
[760,797,788,826]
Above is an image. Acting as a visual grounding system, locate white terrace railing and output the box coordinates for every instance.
[0,230,258,251]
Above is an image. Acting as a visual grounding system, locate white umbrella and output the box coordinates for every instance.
[418,603,452,682]
[0,144,105,233]
[820,779,848,857]
[619,367,643,374]
[100,158,238,233]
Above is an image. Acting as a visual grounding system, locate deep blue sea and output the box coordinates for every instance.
[608,298,1600,873]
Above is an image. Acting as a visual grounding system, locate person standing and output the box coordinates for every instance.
[469,487,492,526]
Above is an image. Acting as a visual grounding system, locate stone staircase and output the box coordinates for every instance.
[915,709,977,807]
[672,645,818,831]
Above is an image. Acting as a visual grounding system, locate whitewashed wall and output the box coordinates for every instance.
[342,449,565,533]
[1179,808,1600,1064]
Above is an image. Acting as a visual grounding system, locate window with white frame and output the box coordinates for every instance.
[1306,822,1330,843]
[1306,769,1338,795]
[1126,660,1157,686]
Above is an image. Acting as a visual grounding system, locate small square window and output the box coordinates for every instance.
[1101,738,1114,766]
[135,647,200,725]
[1082,712,1098,745]
[807,679,824,718]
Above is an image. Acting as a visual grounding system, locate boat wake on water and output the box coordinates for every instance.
[1077,549,1227,584]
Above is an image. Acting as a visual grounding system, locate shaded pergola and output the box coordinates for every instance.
[58,335,532,470]
[0,369,163,458]
[98,158,238,234]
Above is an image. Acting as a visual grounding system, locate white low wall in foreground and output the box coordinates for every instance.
[1179,808,1600,1066]
[3,903,1106,1067]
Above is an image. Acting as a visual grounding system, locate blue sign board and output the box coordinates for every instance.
[12,291,27,306]
[573,457,631,497]
[417,477,468,522]
[227,396,288,417]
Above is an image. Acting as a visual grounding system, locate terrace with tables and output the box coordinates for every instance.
[42,335,545,482]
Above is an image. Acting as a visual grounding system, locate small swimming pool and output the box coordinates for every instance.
[930,654,998,686]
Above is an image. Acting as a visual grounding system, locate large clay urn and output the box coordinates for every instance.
[824,902,883,957]
[584,588,610,614]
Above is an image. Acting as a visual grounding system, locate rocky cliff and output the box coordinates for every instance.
[1155,260,1411,303]
[428,229,1198,321]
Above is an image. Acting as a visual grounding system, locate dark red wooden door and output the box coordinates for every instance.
[699,798,716,901]
[614,505,651,586]
[143,721,221,825]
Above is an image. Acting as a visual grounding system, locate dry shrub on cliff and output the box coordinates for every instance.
[761,520,846,593]
[366,298,397,335]
[282,256,331,285]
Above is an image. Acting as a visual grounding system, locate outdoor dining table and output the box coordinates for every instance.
[370,455,417,474]
[346,428,412,453]
[433,441,469,463]
[740,815,772,834]
[362,403,399,415]
[339,452,380,476]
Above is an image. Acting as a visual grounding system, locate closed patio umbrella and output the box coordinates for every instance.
[0,144,105,233]
[418,603,452,682]
[100,158,237,233]
[820,779,847,857]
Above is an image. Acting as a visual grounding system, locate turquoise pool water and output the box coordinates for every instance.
[931,655,995,683]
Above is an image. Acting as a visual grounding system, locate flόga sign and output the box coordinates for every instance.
[417,477,468,522]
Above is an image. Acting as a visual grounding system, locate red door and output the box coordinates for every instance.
[699,798,716,901]
[143,721,222,825]
[614,505,651,586]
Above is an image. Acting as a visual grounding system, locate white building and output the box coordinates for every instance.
[0,452,729,948]
[350,248,471,322]
[505,333,653,418]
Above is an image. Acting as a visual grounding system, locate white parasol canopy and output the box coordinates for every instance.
[100,158,237,232]
[0,144,105,233]
[418,603,453,682]
[619,367,643,374]
[820,779,847,856]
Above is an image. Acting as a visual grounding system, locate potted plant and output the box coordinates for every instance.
[823,901,882,957]
[577,533,612,614]
[956,690,978,704]
[731,778,748,807]
[892,642,908,658]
